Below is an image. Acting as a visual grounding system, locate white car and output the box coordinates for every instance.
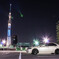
[26,42,59,55]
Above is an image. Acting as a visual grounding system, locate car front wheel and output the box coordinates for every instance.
[32,49,38,55]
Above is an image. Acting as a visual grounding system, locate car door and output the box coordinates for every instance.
[38,44,49,54]
[48,43,57,53]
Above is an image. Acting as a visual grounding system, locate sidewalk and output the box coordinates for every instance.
[0,50,27,53]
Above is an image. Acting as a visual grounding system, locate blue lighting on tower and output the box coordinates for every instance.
[7,29,11,37]
[8,25,11,28]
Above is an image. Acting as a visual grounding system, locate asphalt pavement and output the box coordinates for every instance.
[0,51,59,59]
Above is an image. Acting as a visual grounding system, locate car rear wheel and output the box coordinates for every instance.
[55,49,59,54]
[32,49,38,55]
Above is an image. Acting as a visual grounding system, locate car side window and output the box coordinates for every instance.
[45,43,57,46]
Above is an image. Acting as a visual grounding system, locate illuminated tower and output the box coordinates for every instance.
[7,4,12,46]
[56,21,59,44]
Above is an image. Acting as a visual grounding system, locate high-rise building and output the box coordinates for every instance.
[56,21,59,44]
[7,4,12,46]
[12,35,18,46]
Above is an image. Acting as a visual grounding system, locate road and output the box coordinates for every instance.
[0,52,59,59]
[22,54,59,59]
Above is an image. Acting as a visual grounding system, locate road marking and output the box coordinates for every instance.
[19,52,21,59]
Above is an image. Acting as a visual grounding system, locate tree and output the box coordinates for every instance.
[56,21,59,44]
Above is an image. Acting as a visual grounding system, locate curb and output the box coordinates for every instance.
[0,50,27,53]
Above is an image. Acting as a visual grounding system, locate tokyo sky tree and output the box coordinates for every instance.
[7,4,12,46]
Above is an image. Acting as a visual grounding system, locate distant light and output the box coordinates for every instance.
[20,12,23,17]
[33,39,39,46]
[43,37,49,43]
[10,4,12,6]
[2,39,6,44]
[8,23,11,26]
[9,13,11,18]
[35,41,39,45]
[0,44,2,47]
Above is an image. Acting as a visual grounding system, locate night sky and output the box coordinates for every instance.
[0,0,59,43]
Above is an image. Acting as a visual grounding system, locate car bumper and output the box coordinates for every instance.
[26,49,32,54]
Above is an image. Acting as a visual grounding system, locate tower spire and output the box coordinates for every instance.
[10,4,12,12]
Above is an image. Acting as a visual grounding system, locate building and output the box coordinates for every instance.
[12,35,18,46]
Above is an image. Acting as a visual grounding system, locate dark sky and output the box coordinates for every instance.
[0,0,59,43]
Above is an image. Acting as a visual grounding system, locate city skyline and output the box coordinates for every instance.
[0,0,59,43]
